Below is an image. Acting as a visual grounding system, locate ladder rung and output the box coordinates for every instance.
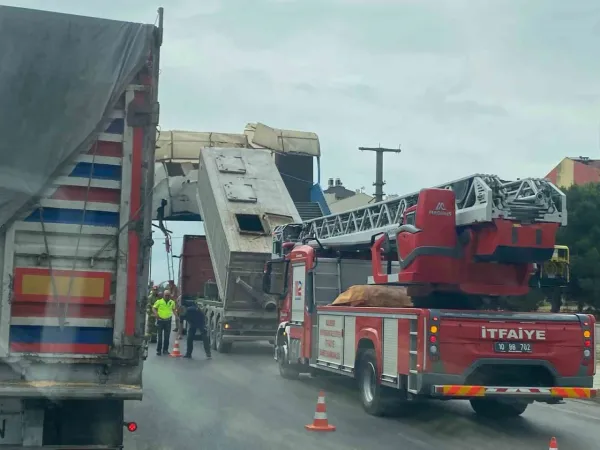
[409,369,417,374]
[409,350,417,354]
[410,331,418,335]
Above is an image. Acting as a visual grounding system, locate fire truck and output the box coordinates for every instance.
[263,174,597,418]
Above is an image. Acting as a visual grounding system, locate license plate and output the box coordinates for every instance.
[494,342,533,353]
[0,400,24,445]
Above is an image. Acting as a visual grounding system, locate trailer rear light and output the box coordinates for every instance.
[430,325,438,334]
[584,340,592,348]
[584,349,592,358]
[125,422,137,433]
[429,335,437,343]
[584,330,591,338]
[429,345,439,354]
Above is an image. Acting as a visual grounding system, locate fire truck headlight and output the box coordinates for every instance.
[429,345,438,355]
[583,349,591,358]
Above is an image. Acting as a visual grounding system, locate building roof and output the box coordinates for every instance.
[545,156,600,188]
[327,192,375,214]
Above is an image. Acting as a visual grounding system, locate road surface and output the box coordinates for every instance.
[125,341,599,450]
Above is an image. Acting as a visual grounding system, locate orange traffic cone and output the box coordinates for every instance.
[549,437,558,450]
[305,390,336,432]
[170,338,182,357]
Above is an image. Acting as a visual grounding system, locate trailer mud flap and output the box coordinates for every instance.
[432,385,598,400]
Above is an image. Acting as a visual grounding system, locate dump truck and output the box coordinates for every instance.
[196,147,302,353]
[177,235,216,339]
[266,174,597,418]
[179,235,215,303]
[0,5,162,447]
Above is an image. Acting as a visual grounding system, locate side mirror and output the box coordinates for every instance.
[370,232,392,254]
[382,233,392,255]
[262,260,288,297]
[262,261,273,294]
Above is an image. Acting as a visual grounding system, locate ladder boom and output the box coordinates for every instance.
[274,174,566,248]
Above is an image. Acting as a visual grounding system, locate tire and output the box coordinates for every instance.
[210,319,217,351]
[215,319,233,354]
[277,342,300,380]
[470,398,528,418]
[358,349,388,416]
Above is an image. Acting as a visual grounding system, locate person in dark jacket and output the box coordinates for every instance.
[183,303,211,359]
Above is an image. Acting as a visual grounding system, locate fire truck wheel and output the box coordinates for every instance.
[277,342,300,380]
[469,398,528,418]
[359,349,387,416]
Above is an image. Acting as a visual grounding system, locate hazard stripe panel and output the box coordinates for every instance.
[435,385,485,397]
[13,268,111,305]
[550,387,598,399]
[433,385,598,399]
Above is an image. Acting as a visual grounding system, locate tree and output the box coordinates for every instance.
[556,183,600,313]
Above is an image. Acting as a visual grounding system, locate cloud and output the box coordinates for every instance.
[5,0,600,276]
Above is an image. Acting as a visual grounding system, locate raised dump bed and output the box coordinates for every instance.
[196,147,301,352]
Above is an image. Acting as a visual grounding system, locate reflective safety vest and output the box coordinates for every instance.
[153,298,176,320]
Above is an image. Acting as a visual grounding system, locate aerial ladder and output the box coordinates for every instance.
[271,174,567,308]
[274,174,566,248]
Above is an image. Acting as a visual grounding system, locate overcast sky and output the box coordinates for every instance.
[6,0,600,283]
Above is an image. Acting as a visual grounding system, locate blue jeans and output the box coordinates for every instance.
[156,318,172,353]
[186,325,211,357]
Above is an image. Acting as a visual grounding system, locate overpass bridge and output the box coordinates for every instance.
[152,122,330,223]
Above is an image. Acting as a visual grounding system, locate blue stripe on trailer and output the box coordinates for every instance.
[69,163,122,181]
[104,118,124,135]
[23,208,119,227]
[10,325,113,344]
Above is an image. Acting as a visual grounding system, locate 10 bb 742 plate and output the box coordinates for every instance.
[494,342,533,353]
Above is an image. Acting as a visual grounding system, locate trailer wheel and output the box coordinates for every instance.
[277,342,300,380]
[210,318,217,351]
[358,349,387,416]
[215,319,233,353]
[469,398,528,418]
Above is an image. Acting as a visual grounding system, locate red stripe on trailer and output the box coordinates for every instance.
[125,92,144,336]
[10,343,109,354]
[90,140,123,157]
[51,185,121,204]
[11,303,113,319]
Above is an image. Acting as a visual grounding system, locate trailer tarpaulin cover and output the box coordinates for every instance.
[0,6,155,229]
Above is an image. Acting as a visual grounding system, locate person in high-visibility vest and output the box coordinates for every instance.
[146,285,159,342]
[152,290,178,355]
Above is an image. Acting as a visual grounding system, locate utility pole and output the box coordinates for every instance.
[359,144,401,202]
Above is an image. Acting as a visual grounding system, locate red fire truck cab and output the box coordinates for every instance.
[263,186,597,418]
